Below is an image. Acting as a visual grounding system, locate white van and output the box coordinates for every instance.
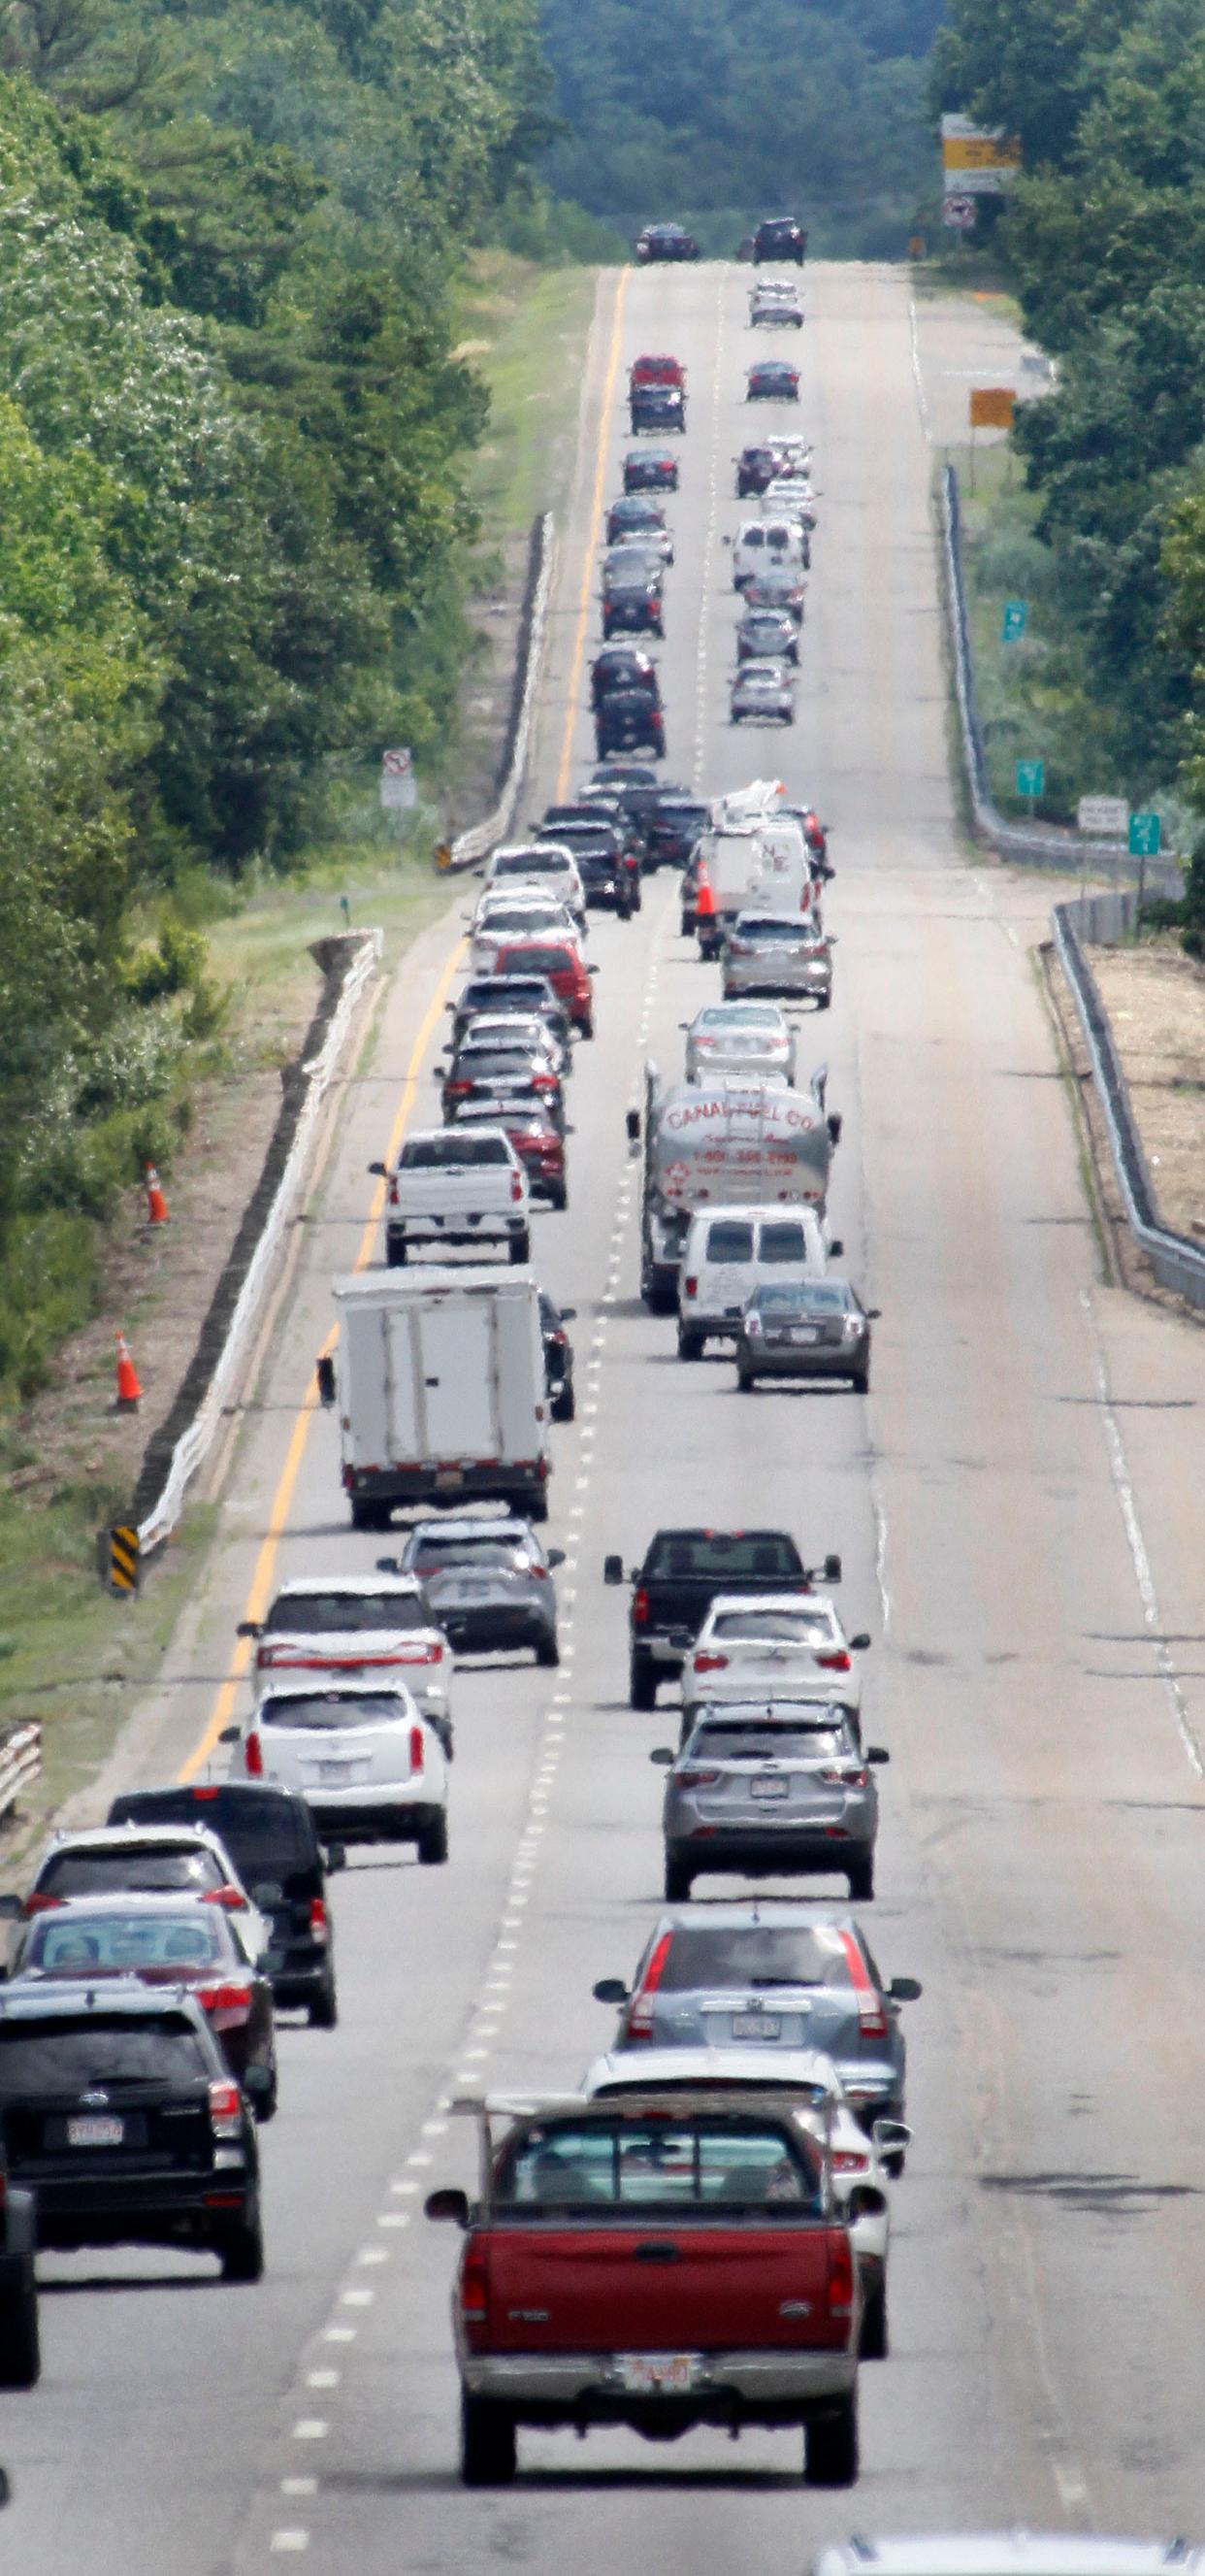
[730,517,807,591]
[676,1203,836,1359]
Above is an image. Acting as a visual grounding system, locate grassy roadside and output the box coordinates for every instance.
[0,253,599,1865]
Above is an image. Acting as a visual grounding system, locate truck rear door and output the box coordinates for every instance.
[410,1296,497,1457]
[474,2220,847,2352]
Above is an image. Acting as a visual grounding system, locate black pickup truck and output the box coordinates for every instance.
[604,1527,840,1709]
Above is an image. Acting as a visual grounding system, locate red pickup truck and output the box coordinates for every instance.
[426,2089,861,2488]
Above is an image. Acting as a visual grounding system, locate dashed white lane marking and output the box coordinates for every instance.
[270,2532,309,2554]
[323,2327,356,2344]
[340,2289,373,2307]
[1082,1287,1205,1777]
[292,2421,329,2441]
[307,2371,340,2390]
[376,2212,410,2229]
[1054,2464,1091,2512]
[280,2479,317,2497]
[356,2246,389,2266]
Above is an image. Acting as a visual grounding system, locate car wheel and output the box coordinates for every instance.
[860,2275,889,2361]
[509,1229,531,1265]
[664,1854,694,1902]
[816,992,831,1011]
[308,1981,339,2031]
[417,1811,449,1866]
[550,1183,569,1211]
[350,1498,391,1533]
[536,1632,561,1668]
[461,2392,517,2487]
[551,1384,575,1422]
[736,1369,757,1390]
[257,2062,279,2122]
[680,914,696,937]
[847,1853,875,1901]
[676,1329,704,1361]
[218,2195,265,2285]
[386,1235,407,1269]
[528,1489,549,1524]
[804,2389,859,2488]
[852,1368,869,1395]
[630,1655,658,1711]
[0,2268,40,2388]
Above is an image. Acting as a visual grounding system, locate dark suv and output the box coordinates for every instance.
[108,1783,341,2030]
[754,216,806,264]
[0,1983,263,2279]
[0,2130,38,2387]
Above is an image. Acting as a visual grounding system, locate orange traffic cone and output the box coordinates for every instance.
[114,1332,142,1412]
[696,862,718,951]
[145,1164,169,1226]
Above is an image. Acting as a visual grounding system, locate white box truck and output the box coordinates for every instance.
[319,1268,551,1530]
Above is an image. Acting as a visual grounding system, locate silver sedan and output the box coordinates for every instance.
[653,1701,888,1901]
[734,1278,879,1391]
[682,1002,797,1085]
[730,659,794,724]
[723,910,832,1005]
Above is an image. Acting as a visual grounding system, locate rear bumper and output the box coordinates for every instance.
[387,1216,526,1248]
[439,1605,552,1651]
[302,1794,443,1844]
[23,2164,255,2250]
[737,1343,867,1379]
[667,1830,873,1874]
[462,2347,856,2426]
[723,966,830,999]
[346,1463,549,1508]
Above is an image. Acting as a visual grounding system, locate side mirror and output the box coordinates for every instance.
[866,1745,890,1766]
[375,1557,401,1575]
[368,1160,386,1177]
[315,1354,336,1407]
[0,1895,21,1922]
[649,1747,674,1767]
[559,1307,577,1323]
[218,1725,241,1746]
[866,1307,881,1321]
[829,1238,844,1258]
[851,1633,871,1652]
[823,1553,842,1583]
[890,1976,922,2004]
[325,1841,346,1873]
[828,1112,842,1147]
[424,2187,471,2229]
[236,1620,262,1639]
[593,1977,630,2005]
[872,2118,911,2157]
[846,2184,888,2222]
[626,1108,640,1140]
[722,534,732,546]
[547,1548,567,1569]
[588,965,600,975]
[602,1554,625,1586]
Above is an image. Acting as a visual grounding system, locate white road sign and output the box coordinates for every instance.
[379,746,417,812]
[943,196,977,231]
[1076,795,1128,838]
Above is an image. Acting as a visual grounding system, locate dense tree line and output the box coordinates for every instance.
[933,0,1205,812]
[0,0,552,1392]
[538,0,943,258]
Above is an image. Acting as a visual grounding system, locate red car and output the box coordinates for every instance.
[493,940,596,1039]
[451,1100,568,1210]
[629,353,686,392]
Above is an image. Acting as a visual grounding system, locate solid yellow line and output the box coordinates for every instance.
[179,933,468,1782]
[554,266,631,803]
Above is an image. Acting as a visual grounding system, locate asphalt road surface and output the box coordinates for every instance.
[7,260,1205,2570]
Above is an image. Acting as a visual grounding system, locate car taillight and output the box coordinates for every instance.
[632,1587,650,1627]
[831,2149,870,2174]
[203,1885,248,1913]
[683,1274,698,1299]
[627,1929,673,2039]
[819,1767,868,1788]
[816,1650,851,1671]
[245,1731,264,1776]
[839,1930,889,2035]
[197,1981,253,2024]
[409,1723,425,1775]
[388,1176,398,1206]
[511,1172,524,1202]
[209,2080,244,2140]
[460,2240,488,2323]
[675,1768,721,1788]
[309,1896,329,1945]
[24,1893,64,1916]
[399,1642,442,1667]
[693,1652,728,1674]
[744,1314,762,1338]
[826,2225,855,2318]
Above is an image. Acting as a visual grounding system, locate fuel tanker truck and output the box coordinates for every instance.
[627,1066,841,1312]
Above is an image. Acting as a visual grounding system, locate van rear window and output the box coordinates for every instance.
[705,1222,754,1262]
[757,1223,808,1263]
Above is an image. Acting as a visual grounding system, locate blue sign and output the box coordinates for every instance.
[1015,759,1045,798]
[1001,599,1027,643]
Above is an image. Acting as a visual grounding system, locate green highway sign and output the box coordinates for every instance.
[1015,759,1044,798]
[1001,599,1028,643]
[1128,810,1161,858]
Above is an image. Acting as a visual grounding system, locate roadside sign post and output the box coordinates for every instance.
[968,386,1015,488]
[105,1524,141,1598]
[1129,810,1161,919]
[1015,758,1044,816]
[379,747,417,821]
[1001,599,1027,644]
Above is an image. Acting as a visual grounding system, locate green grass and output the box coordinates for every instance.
[455,251,598,539]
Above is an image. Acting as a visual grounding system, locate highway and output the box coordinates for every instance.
[7,258,1205,2568]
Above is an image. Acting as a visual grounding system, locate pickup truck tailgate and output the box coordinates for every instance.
[468,2222,850,2351]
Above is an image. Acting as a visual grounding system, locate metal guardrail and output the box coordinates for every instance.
[446,512,557,873]
[940,465,1182,892]
[135,930,382,1555]
[0,1723,41,1824]
[1052,899,1205,1308]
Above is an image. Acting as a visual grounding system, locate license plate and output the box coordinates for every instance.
[751,1775,789,1800]
[618,2354,698,2394]
[435,1470,462,1490]
[447,1580,488,1600]
[317,1761,354,1783]
[732,2012,782,2040]
[788,1327,819,1344]
[68,2115,124,2148]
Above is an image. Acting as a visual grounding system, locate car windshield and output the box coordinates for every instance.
[260,1693,406,1732]
[26,1911,227,1973]
[710,1608,835,1643]
[643,1533,802,1580]
[0,2015,211,2093]
[265,1592,428,1635]
[411,1540,525,1575]
[689,1723,847,1761]
[496,2116,820,2212]
[401,1136,510,1169]
[40,1849,222,1899]
[704,1222,755,1262]
[757,1283,852,1313]
[659,1924,856,1992]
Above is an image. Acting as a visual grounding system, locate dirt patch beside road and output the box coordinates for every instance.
[1091,935,1205,1243]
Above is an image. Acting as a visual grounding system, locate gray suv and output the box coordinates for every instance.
[396,1518,564,1665]
[652,1701,889,1901]
[593,1902,920,2128]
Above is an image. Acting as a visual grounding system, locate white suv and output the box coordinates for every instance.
[242,1575,453,1753]
[228,1676,448,1862]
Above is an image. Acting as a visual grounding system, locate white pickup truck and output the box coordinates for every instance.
[372,1128,531,1268]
